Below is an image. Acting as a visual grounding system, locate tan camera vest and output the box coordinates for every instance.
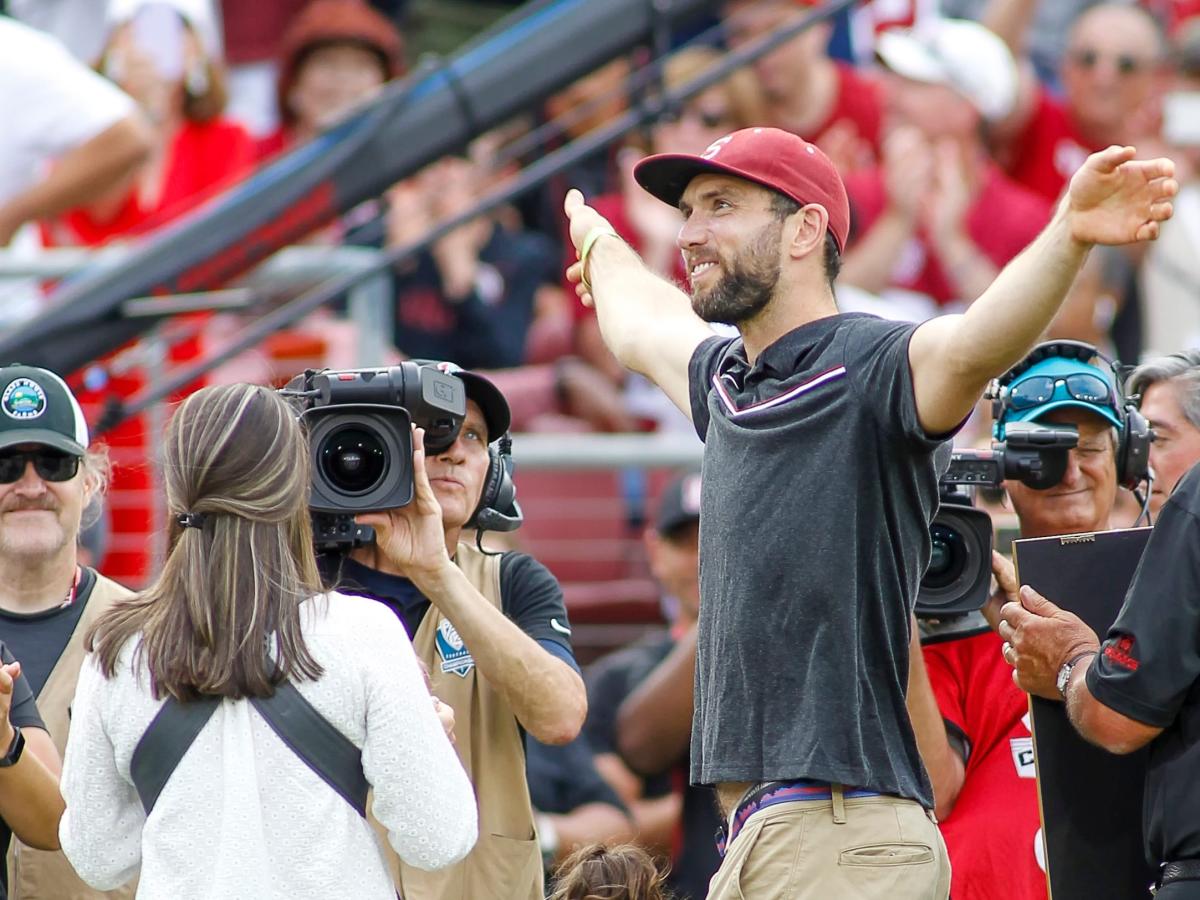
[6,570,137,900]
[372,542,543,900]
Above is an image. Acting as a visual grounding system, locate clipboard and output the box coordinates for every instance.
[1013,527,1155,900]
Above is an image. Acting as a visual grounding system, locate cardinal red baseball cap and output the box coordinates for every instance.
[633,127,851,252]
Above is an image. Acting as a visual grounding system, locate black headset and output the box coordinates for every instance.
[469,433,522,533]
[990,340,1153,491]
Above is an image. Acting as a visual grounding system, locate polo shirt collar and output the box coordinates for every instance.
[717,313,861,380]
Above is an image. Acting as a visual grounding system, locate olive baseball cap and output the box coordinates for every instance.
[0,365,89,455]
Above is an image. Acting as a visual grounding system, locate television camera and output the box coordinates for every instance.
[282,363,467,551]
[916,421,1079,618]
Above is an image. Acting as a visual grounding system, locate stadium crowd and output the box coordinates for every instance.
[2,0,1200,898]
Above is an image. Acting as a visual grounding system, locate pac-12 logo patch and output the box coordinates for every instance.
[435,619,475,677]
[1,379,46,420]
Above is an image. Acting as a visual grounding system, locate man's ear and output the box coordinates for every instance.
[786,203,829,261]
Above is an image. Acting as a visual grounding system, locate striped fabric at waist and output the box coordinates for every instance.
[716,779,883,857]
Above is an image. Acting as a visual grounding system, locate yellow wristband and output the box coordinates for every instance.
[578,224,620,291]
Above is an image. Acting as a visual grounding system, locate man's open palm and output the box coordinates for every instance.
[1067,146,1177,245]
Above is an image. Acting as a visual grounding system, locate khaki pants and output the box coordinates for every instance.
[707,791,951,900]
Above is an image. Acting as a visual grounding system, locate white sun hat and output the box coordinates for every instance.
[875,18,1019,122]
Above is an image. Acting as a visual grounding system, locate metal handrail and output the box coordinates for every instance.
[0,245,396,370]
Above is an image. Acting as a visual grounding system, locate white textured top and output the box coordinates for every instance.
[59,591,478,900]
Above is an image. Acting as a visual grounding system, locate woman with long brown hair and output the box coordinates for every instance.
[57,383,476,899]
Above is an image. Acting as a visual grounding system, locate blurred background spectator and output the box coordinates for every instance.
[42,0,252,247]
[255,0,404,159]
[990,2,1168,203]
[0,13,151,327]
[723,0,883,170]
[1140,17,1200,357]
[842,18,1050,316]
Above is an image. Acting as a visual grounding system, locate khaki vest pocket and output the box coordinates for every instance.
[462,833,543,900]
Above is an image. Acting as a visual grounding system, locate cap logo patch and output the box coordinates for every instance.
[2,378,46,420]
[701,134,733,160]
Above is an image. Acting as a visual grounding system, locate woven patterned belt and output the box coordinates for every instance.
[714,779,882,857]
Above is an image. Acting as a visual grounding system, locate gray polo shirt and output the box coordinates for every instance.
[688,313,944,807]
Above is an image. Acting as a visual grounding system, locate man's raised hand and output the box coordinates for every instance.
[1066,146,1177,246]
[564,188,619,306]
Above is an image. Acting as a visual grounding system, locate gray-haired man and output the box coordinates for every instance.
[1127,350,1200,515]
[0,364,135,899]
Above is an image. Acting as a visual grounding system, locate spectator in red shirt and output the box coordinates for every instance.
[43,0,254,247]
[908,343,1126,900]
[256,0,404,161]
[841,18,1051,311]
[991,2,1169,202]
[722,0,884,172]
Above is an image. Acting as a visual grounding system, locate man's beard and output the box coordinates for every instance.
[690,220,783,325]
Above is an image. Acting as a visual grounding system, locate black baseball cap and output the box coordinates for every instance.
[656,472,702,536]
[421,360,511,442]
[0,365,89,456]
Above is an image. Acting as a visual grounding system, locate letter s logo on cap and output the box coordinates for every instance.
[701,134,733,160]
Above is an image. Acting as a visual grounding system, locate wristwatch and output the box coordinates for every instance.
[1056,651,1097,700]
[0,726,24,768]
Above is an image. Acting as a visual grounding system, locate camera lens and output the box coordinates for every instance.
[319,426,388,494]
[925,523,966,589]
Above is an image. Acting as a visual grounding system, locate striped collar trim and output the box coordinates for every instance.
[712,365,847,418]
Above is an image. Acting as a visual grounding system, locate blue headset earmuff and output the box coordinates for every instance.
[989,340,1152,491]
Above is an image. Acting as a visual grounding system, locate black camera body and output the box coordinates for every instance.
[916,422,1079,619]
[283,363,467,551]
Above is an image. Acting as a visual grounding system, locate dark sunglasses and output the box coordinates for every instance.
[1007,373,1113,411]
[1070,48,1147,76]
[0,449,80,484]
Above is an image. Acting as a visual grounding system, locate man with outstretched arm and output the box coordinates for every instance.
[563,126,1174,898]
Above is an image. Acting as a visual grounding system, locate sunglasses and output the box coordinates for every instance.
[1007,374,1113,411]
[0,449,80,484]
[1069,48,1148,76]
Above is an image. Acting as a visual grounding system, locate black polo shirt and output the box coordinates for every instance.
[1087,461,1200,864]
[687,313,945,807]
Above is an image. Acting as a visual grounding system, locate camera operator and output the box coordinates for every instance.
[907,342,1128,900]
[328,363,586,900]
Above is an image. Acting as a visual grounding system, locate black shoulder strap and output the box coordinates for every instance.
[130,684,368,818]
[250,681,368,817]
[130,695,220,815]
